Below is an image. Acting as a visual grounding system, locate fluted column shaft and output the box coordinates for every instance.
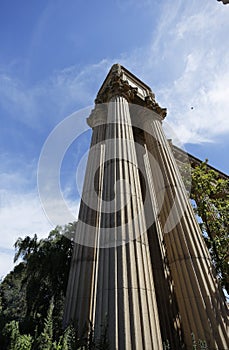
[144,116,229,350]
[139,142,184,348]
[63,108,106,332]
[93,96,162,349]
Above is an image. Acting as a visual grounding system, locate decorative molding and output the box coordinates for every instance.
[87,104,107,128]
[95,71,138,103]
[95,63,167,119]
[144,92,167,119]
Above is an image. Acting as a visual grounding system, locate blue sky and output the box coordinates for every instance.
[0,0,229,277]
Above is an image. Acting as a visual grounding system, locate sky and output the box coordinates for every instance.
[0,0,229,278]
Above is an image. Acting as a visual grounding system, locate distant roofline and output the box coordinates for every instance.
[172,144,229,179]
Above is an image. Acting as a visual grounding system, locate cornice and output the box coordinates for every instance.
[95,64,167,119]
[95,65,138,104]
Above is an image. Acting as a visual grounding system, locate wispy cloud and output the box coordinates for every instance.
[135,0,229,143]
[0,154,80,253]
[0,189,52,249]
[0,251,15,279]
[0,60,111,130]
[0,186,80,258]
[89,2,229,145]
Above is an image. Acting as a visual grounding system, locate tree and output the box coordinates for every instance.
[190,161,229,293]
[0,223,76,348]
[14,224,75,336]
[0,263,27,347]
[2,300,77,350]
[36,298,54,350]
[3,320,33,350]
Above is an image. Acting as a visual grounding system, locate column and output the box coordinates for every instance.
[144,112,229,350]
[63,104,107,333]
[93,95,163,349]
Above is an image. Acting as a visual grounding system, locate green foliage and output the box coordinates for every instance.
[58,325,75,350]
[0,223,75,349]
[14,224,75,336]
[162,333,208,350]
[0,263,27,347]
[3,320,33,350]
[191,332,208,349]
[2,302,77,350]
[0,262,26,321]
[0,222,111,349]
[191,161,229,293]
[163,339,170,349]
[36,298,54,349]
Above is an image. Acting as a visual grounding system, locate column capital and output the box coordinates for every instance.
[95,72,138,104]
[95,63,167,119]
[144,93,167,119]
[87,104,107,128]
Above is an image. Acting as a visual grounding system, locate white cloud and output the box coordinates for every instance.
[0,59,111,129]
[0,187,80,276]
[0,189,53,250]
[124,2,227,139]
[102,1,229,145]
[175,11,213,39]
[141,0,229,144]
[0,251,15,280]
[0,154,80,277]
